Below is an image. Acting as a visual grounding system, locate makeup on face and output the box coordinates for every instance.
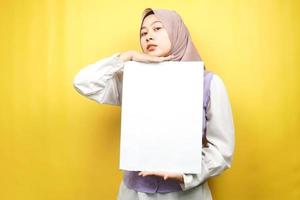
[140,14,172,57]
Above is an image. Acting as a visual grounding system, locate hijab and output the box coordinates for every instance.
[139,8,203,63]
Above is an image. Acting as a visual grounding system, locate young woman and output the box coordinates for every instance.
[73,8,235,200]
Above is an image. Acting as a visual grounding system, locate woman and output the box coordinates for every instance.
[73,8,235,200]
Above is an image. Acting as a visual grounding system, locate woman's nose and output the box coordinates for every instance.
[146,37,153,42]
[145,33,153,42]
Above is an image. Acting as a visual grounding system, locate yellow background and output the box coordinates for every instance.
[1,0,299,199]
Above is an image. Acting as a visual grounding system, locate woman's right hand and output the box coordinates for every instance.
[119,51,174,63]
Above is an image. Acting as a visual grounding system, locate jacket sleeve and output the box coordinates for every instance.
[179,74,235,191]
[72,53,124,106]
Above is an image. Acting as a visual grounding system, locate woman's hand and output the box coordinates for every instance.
[119,51,174,63]
[138,171,184,183]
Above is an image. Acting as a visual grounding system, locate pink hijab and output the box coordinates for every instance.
[139,8,203,62]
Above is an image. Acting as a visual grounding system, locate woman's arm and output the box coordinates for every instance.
[180,74,235,191]
[73,53,125,106]
[72,51,173,105]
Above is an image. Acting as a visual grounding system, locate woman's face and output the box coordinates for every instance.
[140,14,172,57]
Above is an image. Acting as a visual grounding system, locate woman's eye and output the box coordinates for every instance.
[141,32,147,36]
[154,27,162,31]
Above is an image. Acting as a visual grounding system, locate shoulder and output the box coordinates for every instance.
[205,72,230,99]
[205,72,233,117]
[208,72,224,84]
[207,72,227,90]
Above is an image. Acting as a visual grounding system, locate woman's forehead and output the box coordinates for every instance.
[141,14,163,29]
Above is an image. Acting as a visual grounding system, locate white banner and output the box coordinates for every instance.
[119,61,204,173]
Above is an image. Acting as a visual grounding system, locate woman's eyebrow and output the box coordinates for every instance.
[141,21,162,30]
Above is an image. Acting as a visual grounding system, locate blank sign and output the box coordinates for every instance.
[119,61,204,173]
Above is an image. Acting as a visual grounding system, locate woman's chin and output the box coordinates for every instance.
[147,50,164,57]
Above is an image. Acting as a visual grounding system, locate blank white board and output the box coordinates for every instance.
[119,61,204,173]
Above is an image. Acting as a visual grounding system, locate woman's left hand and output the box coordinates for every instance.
[138,171,184,183]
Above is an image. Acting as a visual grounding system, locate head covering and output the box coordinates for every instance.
[139,8,203,62]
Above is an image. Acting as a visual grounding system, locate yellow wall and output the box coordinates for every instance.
[1,0,299,199]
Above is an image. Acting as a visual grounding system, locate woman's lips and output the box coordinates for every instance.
[148,45,157,51]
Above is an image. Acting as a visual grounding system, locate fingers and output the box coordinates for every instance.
[138,171,170,180]
[164,54,175,60]
[127,51,175,63]
[134,53,174,63]
[149,54,174,63]
[138,171,156,176]
[164,175,168,180]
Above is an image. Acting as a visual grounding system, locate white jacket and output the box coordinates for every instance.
[73,53,235,198]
